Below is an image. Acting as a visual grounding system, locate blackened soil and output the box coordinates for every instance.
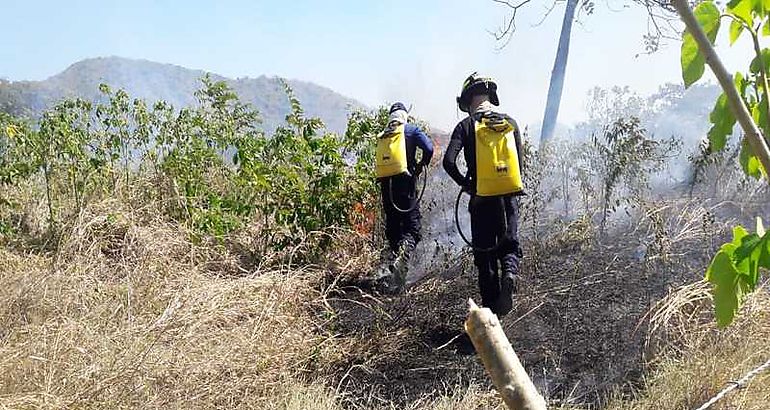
[324,229,707,409]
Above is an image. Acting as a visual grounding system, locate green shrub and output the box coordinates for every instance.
[0,77,382,250]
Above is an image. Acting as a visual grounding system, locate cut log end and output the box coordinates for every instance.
[465,300,547,410]
[468,298,479,311]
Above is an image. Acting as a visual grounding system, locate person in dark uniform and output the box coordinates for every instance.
[443,74,525,317]
[374,102,433,294]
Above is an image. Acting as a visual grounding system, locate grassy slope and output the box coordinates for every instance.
[2,195,769,409]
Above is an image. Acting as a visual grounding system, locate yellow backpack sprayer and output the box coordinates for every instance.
[375,112,428,214]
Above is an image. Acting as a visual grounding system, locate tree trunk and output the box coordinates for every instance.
[540,0,579,147]
[671,0,770,178]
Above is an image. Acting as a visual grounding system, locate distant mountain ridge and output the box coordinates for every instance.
[0,57,365,133]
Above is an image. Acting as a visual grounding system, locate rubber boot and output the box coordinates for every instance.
[373,248,396,293]
[477,259,501,312]
[496,250,520,317]
[496,274,517,317]
[386,238,415,294]
[376,267,403,295]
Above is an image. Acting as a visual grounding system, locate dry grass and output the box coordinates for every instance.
[607,285,770,410]
[0,200,353,409]
[2,183,769,409]
[401,385,504,410]
[0,198,507,410]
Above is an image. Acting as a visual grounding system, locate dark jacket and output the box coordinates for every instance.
[442,112,524,193]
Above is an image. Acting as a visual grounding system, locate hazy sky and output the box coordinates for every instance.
[0,0,757,131]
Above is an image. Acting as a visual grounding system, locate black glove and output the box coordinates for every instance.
[468,194,480,213]
[414,163,425,178]
[461,176,473,194]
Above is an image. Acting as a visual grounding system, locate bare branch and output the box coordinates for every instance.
[491,0,680,55]
[603,0,631,13]
[532,0,563,28]
[491,0,536,45]
[627,0,680,56]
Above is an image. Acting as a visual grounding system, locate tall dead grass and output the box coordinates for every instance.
[607,284,770,410]
[2,176,768,409]
[0,199,355,409]
[0,197,505,409]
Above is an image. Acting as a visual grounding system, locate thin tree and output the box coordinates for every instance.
[493,0,679,147]
[540,0,579,146]
[493,0,578,148]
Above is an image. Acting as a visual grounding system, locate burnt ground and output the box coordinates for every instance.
[323,221,712,409]
[317,167,754,409]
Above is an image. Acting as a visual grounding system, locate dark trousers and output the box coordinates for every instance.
[470,194,522,312]
[380,174,421,253]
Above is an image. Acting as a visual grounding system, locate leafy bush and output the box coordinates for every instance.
[0,76,381,251]
[589,117,680,233]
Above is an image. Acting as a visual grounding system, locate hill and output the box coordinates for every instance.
[0,56,364,133]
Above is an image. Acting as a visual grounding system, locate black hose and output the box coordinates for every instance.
[454,189,507,253]
[388,169,427,214]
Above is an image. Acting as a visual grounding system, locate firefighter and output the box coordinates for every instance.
[374,102,433,294]
[443,73,525,317]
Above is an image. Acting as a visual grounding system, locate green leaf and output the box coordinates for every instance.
[703,222,767,333]
[753,94,770,142]
[706,250,743,327]
[734,232,761,265]
[752,0,769,18]
[706,126,730,152]
[730,19,746,44]
[728,0,754,25]
[735,71,748,96]
[681,2,721,87]
[732,229,766,301]
[759,233,770,268]
[697,1,722,41]
[748,241,764,286]
[740,139,765,178]
[764,19,770,35]
[750,48,770,73]
[707,93,737,151]
[732,225,750,247]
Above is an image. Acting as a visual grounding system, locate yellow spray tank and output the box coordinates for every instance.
[375,124,408,178]
[474,116,524,197]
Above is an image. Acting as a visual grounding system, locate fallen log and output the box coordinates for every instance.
[465,299,547,410]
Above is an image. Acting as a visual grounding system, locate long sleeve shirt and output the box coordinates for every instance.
[404,123,433,173]
[442,113,524,194]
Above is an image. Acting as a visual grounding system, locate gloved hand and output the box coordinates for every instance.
[468,194,480,213]
[461,176,473,194]
[414,163,424,178]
